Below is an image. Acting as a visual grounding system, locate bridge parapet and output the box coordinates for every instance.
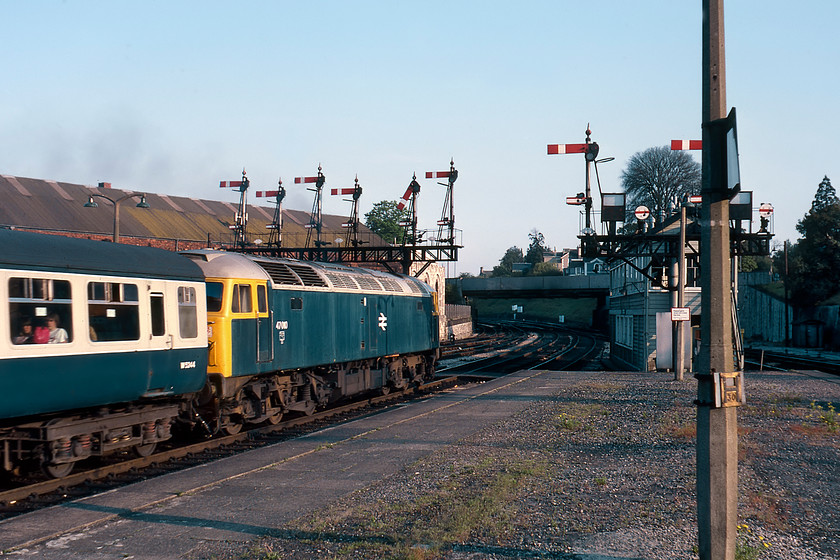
[460,274,610,298]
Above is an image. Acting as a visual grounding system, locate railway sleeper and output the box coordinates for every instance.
[0,403,179,478]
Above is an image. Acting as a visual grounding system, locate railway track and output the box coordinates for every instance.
[744,347,840,378]
[439,322,528,359]
[0,376,460,517]
[439,320,606,376]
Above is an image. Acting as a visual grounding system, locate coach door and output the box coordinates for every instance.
[256,283,272,363]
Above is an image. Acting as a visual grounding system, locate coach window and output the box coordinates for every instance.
[231,284,252,314]
[88,282,140,341]
[9,277,73,345]
[150,293,165,337]
[178,286,198,339]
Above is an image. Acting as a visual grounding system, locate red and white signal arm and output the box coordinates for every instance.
[671,307,691,322]
[688,195,703,204]
[759,203,774,218]
[566,195,586,205]
[634,205,650,220]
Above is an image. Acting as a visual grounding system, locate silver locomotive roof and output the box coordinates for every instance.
[182,250,432,296]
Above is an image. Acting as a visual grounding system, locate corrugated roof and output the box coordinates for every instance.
[0,174,386,247]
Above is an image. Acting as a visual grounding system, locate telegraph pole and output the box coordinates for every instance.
[697,0,739,558]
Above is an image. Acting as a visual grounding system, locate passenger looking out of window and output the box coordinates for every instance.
[13,319,33,344]
[46,313,68,344]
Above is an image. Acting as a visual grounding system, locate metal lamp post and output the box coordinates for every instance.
[84,193,150,243]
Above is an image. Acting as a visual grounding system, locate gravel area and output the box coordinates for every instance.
[188,370,840,560]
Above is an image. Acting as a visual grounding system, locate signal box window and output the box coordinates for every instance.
[178,286,198,339]
[88,282,140,341]
[8,277,73,344]
[231,284,252,314]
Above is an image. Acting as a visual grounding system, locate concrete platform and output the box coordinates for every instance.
[0,370,563,559]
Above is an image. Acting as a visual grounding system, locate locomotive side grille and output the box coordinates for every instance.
[287,264,329,287]
[325,272,359,290]
[257,261,303,286]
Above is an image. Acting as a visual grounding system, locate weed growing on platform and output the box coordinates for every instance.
[555,412,581,430]
[658,407,696,440]
[809,401,838,433]
[735,523,770,559]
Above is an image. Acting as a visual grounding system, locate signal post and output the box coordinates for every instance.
[697,0,740,558]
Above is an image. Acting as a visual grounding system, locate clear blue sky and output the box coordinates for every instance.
[2,1,837,275]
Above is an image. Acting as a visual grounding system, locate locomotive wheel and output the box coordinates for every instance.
[222,420,243,435]
[133,443,157,457]
[301,400,315,416]
[264,411,283,425]
[41,461,74,479]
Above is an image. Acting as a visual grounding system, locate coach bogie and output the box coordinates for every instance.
[8,405,180,478]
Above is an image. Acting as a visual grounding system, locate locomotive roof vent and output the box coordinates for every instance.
[378,277,405,293]
[286,263,328,287]
[324,272,360,290]
[254,260,303,286]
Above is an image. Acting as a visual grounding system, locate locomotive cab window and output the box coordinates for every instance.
[206,282,223,312]
[231,284,252,314]
[87,282,140,342]
[257,284,267,313]
[8,277,72,345]
[178,286,198,339]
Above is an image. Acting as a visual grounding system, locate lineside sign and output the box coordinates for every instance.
[671,307,691,322]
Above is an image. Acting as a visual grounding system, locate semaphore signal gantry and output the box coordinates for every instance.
[549,126,773,285]
[219,160,461,275]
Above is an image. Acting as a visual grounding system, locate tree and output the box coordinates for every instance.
[364,200,409,244]
[811,175,838,212]
[620,146,701,224]
[786,176,840,306]
[531,261,562,276]
[492,246,524,277]
[525,229,549,265]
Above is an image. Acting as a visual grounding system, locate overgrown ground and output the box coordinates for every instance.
[187,372,839,560]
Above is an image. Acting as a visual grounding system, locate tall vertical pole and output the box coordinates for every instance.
[784,241,791,347]
[675,204,687,379]
[697,0,738,558]
[584,128,593,231]
[113,201,121,244]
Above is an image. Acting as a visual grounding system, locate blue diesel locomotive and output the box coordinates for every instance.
[183,250,440,434]
[0,230,439,476]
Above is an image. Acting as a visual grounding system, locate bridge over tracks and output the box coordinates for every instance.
[460,274,610,298]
